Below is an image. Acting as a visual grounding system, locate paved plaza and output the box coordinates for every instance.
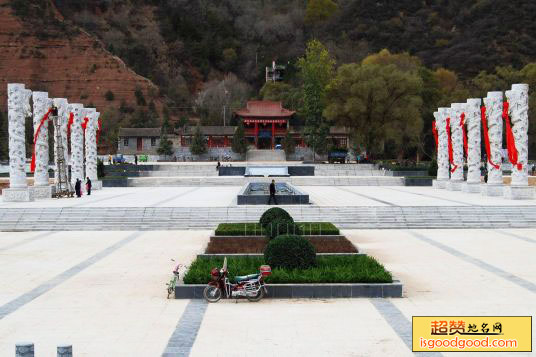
[1,182,535,356]
[0,227,535,356]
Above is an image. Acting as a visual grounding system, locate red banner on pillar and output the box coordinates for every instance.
[30,108,53,173]
[481,106,500,170]
[446,117,458,173]
[503,101,522,170]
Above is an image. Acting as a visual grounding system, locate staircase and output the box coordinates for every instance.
[1,206,535,231]
[246,150,286,162]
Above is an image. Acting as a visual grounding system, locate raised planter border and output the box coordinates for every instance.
[175,281,402,299]
[197,253,365,259]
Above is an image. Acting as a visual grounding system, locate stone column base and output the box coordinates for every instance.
[462,182,481,193]
[92,180,103,190]
[480,184,503,196]
[503,185,535,200]
[432,179,448,189]
[31,185,55,200]
[446,180,463,191]
[2,187,35,202]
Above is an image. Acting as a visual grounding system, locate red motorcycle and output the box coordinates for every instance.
[203,257,271,302]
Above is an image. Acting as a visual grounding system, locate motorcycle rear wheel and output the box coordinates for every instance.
[246,288,265,302]
[203,285,222,302]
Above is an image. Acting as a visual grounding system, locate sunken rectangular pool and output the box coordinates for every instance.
[237,182,310,205]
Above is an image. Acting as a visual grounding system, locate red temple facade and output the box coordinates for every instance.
[234,101,295,149]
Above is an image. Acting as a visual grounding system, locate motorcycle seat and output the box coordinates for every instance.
[234,274,260,282]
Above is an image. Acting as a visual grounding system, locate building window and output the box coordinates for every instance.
[123,138,129,146]
[151,138,156,146]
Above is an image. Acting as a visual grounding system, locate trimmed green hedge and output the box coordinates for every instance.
[259,207,292,228]
[183,255,392,284]
[264,235,316,269]
[215,222,340,236]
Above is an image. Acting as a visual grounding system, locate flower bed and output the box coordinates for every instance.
[183,256,392,284]
[215,222,340,236]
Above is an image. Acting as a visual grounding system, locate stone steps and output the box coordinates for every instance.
[246,150,286,162]
[1,206,535,230]
[127,176,404,187]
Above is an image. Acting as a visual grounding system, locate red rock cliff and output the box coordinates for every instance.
[0,0,161,114]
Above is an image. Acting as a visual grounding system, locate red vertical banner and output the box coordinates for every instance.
[446,117,457,173]
[481,106,500,170]
[432,121,438,151]
[460,113,468,157]
[31,108,53,172]
[502,101,522,170]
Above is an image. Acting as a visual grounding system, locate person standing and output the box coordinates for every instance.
[75,179,82,198]
[134,154,138,166]
[216,160,221,171]
[108,154,113,165]
[268,179,278,205]
[86,177,92,196]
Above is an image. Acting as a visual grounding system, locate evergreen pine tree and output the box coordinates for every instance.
[232,121,248,155]
[190,124,207,155]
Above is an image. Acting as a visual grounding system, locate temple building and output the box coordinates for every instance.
[235,100,294,149]
[117,100,350,156]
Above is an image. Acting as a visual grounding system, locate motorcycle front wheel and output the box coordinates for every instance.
[203,285,222,302]
[246,287,265,302]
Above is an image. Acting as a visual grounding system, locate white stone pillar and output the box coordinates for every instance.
[462,98,482,193]
[31,91,55,199]
[84,108,101,190]
[446,103,465,190]
[481,91,504,196]
[504,84,534,199]
[52,98,69,184]
[2,84,34,201]
[433,110,449,188]
[69,103,85,188]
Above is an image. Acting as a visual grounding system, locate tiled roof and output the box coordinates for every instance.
[235,100,295,118]
[118,128,161,137]
[182,126,237,136]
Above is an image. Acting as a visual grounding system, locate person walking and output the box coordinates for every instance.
[268,179,278,205]
[134,155,138,166]
[108,154,113,165]
[86,177,92,196]
[216,160,221,171]
[75,179,82,198]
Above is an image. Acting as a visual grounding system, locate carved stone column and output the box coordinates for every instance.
[481,91,504,196]
[69,103,85,188]
[504,84,534,199]
[462,98,482,193]
[2,84,34,201]
[446,103,465,191]
[84,108,101,190]
[53,98,69,184]
[433,109,449,188]
[31,92,55,199]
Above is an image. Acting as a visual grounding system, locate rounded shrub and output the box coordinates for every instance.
[265,217,303,239]
[259,207,293,228]
[264,235,316,270]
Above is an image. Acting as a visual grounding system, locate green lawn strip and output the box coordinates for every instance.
[214,222,340,236]
[183,256,392,284]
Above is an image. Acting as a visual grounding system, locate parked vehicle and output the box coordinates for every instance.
[328,149,348,164]
[275,144,282,150]
[203,257,271,302]
[166,259,186,299]
[113,154,126,164]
